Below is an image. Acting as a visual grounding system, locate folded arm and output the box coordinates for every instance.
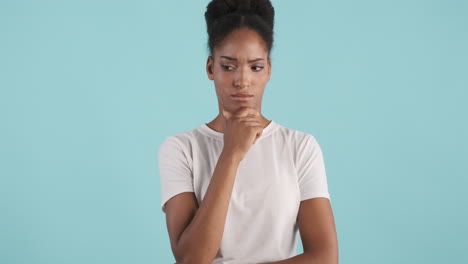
[262,197,338,264]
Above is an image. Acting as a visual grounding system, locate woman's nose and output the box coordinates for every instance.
[233,67,250,88]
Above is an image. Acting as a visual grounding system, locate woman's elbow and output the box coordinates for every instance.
[308,242,339,264]
[173,245,216,264]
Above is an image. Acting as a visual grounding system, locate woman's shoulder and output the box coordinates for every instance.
[162,128,197,144]
[158,126,202,154]
[273,121,319,144]
[158,123,220,155]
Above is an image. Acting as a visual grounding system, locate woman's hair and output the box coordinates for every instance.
[205,0,275,57]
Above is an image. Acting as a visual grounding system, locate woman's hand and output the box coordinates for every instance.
[221,106,264,161]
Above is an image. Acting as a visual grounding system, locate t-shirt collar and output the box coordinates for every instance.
[199,119,278,141]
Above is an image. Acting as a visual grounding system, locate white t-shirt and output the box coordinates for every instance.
[158,120,331,263]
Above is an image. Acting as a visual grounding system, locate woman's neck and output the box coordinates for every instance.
[206,114,271,133]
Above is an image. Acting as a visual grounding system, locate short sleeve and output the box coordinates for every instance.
[296,134,331,201]
[158,136,194,213]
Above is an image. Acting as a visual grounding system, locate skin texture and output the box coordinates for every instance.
[164,26,339,263]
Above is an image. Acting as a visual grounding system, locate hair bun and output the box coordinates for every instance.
[205,0,275,56]
[205,0,274,30]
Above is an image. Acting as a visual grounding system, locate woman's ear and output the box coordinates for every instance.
[206,56,214,80]
[267,57,272,81]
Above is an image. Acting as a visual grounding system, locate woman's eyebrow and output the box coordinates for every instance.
[220,56,264,63]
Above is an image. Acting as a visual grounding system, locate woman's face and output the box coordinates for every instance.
[206,27,271,115]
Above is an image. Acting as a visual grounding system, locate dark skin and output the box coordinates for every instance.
[165,26,338,263]
[205,27,272,133]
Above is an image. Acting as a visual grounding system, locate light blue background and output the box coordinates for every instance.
[1,0,467,263]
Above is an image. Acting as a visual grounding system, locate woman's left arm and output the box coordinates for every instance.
[262,197,338,264]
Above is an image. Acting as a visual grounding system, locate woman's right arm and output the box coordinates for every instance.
[165,150,241,264]
[164,107,263,264]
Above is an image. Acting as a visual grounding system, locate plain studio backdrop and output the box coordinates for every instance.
[1,0,467,263]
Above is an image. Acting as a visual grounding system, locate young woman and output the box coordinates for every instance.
[158,0,338,263]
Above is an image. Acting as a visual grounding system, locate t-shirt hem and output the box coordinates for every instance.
[300,193,331,202]
[161,189,195,213]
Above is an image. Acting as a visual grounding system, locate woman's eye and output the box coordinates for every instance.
[221,65,234,71]
[252,66,264,71]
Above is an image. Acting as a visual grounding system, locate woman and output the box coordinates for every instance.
[158,0,339,263]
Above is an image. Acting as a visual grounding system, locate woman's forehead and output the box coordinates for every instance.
[214,45,268,62]
[214,28,268,58]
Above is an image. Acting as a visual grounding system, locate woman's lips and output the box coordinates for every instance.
[231,95,253,101]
